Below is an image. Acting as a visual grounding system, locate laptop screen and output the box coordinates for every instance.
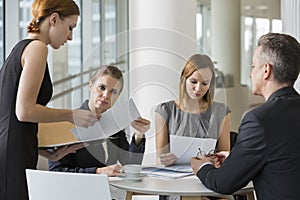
[26,169,112,200]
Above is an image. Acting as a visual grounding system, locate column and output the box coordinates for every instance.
[128,0,198,164]
[210,0,250,131]
[211,0,240,87]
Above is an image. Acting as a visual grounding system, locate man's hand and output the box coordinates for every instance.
[190,156,212,174]
[190,151,230,173]
[213,151,229,168]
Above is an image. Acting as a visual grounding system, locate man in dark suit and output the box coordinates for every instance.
[190,32,300,200]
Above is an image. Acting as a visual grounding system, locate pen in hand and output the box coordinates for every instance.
[117,160,124,174]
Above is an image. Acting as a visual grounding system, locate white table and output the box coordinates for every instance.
[109,175,254,200]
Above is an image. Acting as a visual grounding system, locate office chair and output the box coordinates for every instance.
[230,131,238,149]
[26,169,112,200]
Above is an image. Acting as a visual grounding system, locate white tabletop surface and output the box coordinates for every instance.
[109,175,254,197]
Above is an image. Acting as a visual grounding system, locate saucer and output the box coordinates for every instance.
[117,173,147,182]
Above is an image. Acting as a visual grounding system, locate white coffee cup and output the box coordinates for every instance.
[124,164,142,178]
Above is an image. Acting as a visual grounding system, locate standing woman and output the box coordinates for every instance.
[0,0,99,200]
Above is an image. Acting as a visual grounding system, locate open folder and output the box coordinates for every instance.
[38,121,78,148]
[38,98,141,148]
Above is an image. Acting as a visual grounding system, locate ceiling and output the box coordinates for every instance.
[198,0,281,19]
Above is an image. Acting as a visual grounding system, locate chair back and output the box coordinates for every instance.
[230,131,238,149]
[26,169,111,200]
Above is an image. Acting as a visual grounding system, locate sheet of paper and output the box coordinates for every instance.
[72,98,141,141]
[169,135,217,164]
[142,164,193,173]
[142,165,194,179]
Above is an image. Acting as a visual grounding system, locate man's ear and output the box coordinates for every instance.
[49,13,59,26]
[263,63,272,79]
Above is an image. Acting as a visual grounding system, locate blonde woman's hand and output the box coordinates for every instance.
[160,153,178,166]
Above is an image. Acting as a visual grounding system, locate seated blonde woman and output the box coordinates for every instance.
[155,54,231,200]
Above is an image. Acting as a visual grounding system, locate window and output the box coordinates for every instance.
[241,17,282,88]
[103,0,117,64]
[19,0,32,39]
[196,1,211,55]
[196,0,282,88]
[17,0,129,109]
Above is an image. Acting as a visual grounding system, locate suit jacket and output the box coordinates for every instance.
[197,86,300,200]
[48,100,145,173]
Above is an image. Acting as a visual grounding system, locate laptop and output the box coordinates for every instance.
[26,169,112,200]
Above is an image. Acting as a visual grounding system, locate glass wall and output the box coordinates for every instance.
[19,0,32,39]
[241,17,282,88]
[67,0,83,108]
[103,0,117,64]
[52,0,129,108]
[16,0,129,109]
[196,2,211,55]
[196,0,282,88]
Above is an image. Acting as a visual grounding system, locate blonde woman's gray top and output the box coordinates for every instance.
[155,100,230,139]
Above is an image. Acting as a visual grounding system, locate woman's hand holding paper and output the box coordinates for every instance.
[160,152,178,166]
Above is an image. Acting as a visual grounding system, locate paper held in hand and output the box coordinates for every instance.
[72,98,141,141]
[38,98,141,148]
[170,135,217,164]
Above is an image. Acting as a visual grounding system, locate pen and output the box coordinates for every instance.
[117,160,124,174]
[117,160,122,166]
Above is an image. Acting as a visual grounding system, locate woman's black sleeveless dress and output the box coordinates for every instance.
[0,39,53,200]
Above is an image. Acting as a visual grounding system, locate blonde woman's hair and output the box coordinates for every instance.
[27,0,80,33]
[178,54,216,107]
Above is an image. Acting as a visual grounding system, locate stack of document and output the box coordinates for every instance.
[142,165,194,179]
